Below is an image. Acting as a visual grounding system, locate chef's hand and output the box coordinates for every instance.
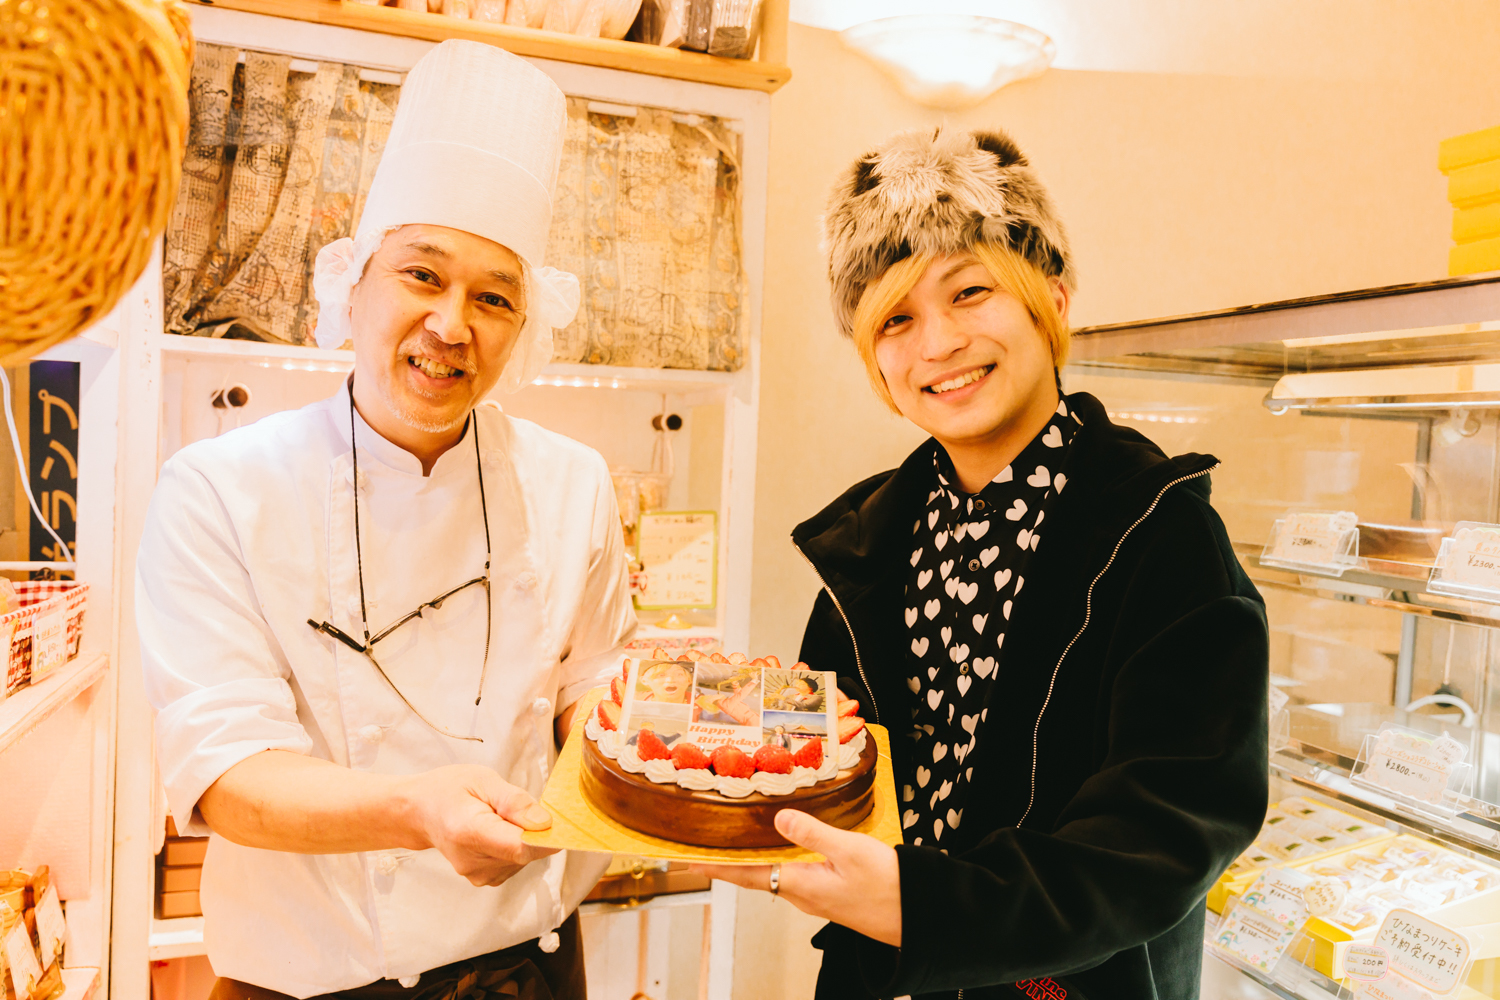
[407,764,559,887]
[690,809,902,946]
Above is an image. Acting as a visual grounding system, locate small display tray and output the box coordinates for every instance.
[523,689,901,864]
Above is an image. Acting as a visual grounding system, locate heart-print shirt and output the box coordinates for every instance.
[901,395,1081,851]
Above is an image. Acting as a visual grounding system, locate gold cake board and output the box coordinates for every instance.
[523,689,901,864]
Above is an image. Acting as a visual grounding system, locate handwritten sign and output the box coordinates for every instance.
[1303,877,1346,918]
[34,886,64,969]
[1431,522,1500,601]
[1345,943,1389,981]
[1358,973,1432,1000]
[1242,867,1312,924]
[1264,510,1358,572]
[635,512,717,609]
[1375,909,1470,994]
[29,605,66,683]
[3,919,43,999]
[1359,728,1463,805]
[1214,867,1313,971]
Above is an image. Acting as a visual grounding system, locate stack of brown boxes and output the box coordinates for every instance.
[155,817,207,919]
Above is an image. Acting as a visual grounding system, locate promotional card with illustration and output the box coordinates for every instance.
[619,659,838,757]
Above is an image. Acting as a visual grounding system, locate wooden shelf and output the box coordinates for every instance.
[149,916,206,961]
[185,0,791,92]
[0,653,108,755]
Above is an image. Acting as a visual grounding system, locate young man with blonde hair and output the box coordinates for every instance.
[696,126,1269,1000]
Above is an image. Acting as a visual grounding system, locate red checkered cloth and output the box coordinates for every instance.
[2,581,89,695]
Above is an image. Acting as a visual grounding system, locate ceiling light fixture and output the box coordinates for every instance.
[839,14,1056,110]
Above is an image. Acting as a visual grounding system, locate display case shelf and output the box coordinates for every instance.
[0,652,108,755]
[182,0,791,92]
[148,917,206,961]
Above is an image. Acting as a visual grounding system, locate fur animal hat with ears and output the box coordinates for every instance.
[822,125,1076,338]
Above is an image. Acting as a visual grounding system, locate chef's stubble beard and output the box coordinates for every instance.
[380,367,474,435]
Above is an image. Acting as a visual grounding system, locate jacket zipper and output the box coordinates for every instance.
[794,544,880,725]
[1015,463,1218,829]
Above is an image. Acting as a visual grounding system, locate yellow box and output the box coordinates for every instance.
[1451,236,1500,276]
[1449,159,1500,209]
[1442,124,1500,174]
[1455,204,1500,244]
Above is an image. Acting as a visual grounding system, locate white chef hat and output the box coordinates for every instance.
[311,39,580,393]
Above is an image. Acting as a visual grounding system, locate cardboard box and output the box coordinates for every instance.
[156,890,201,919]
[161,838,208,867]
[158,866,202,894]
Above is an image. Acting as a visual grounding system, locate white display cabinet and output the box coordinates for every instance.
[107,7,775,1000]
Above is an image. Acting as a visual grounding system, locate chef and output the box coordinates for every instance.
[138,40,633,1000]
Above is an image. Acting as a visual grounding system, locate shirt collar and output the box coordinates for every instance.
[340,379,478,480]
[931,394,1081,511]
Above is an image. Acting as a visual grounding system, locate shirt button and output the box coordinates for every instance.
[346,596,362,617]
[968,559,980,571]
[515,573,539,592]
[974,499,986,510]
[532,697,551,717]
[357,724,384,744]
[376,854,399,876]
[959,662,970,675]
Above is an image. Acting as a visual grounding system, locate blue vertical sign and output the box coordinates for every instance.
[28,361,80,571]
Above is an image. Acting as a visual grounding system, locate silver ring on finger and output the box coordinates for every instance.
[769,863,780,896]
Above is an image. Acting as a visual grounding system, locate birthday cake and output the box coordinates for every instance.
[581,649,875,848]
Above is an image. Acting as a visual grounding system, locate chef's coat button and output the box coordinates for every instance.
[398,975,420,988]
[346,596,362,617]
[532,697,551,717]
[516,573,539,592]
[968,559,980,571]
[358,725,385,744]
[376,854,399,875]
[538,931,560,954]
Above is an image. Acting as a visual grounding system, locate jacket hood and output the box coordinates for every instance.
[793,391,1218,588]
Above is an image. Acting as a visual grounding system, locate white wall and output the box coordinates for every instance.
[737,10,1500,998]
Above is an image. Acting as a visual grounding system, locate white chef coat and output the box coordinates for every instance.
[138,382,634,997]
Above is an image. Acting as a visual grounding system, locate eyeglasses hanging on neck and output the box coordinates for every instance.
[307,391,493,743]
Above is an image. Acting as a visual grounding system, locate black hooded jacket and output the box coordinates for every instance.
[792,392,1269,1000]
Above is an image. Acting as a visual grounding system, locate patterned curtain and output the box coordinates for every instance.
[164,45,745,370]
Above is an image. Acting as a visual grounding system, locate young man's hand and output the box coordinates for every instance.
[401,764,558,886]
[690,809,902,946]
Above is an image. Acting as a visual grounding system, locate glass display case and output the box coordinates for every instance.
[1070,273,1500,999]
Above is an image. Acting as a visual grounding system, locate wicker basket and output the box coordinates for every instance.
[0,0,192,362]
[1,581,89,697]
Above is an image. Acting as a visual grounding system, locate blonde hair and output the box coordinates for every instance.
[849,243,1071,414]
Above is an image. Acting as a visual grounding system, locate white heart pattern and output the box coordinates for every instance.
[981,709,988,722]
[932,743,948,762]
[1003,600,1013,620]
[957,581,979,604]
[1015,576,1025,595]
[902,809,918,829]
[949,643,970,663]
[1034,510,1045,528]
[1016,528,1033,549]
[1042,425,1063,448]
[944,577,960,598]
[954,742,968,763]
[1054,473,1067,492]
[954,523,968,542]
[928,666,938,680]
[956,674,972,697]
[905,606,918,627]
[947,808,963,829]
[917,765,931,787]
[949,493,959,509]
[994,568,1012,590]
[928,509,940,529]
[961,713,979,734]
[994,466,1014,483]
[1030,532,1040,551]
[933,819,945,840]
[927,689,943,710]
[924,598,941,620]
[967,520,990,540]
[1027,465,1051,487]
[911,637,929,657]
[941,626,953,646]
[946,702,954,724]
[972,613,988,633]
[910,548,923,567]
[903,785,915,802]
[980,546,1000,568]
[1006,498,1028,521]
[936,779,953,802]
[966,767,974,782]
[972,656,996,679]
[918,569,933,589]
[1057,400,1068,416]
[907,676,920,694]
[940,558,954,579]
[934,531,949,551]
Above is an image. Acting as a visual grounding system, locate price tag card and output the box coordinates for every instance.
[1262,510,1359,575]
[34,886,64,969]
[1374,908,1471,994]
[1269,683,1290,717]
[1356,727,1464,806]
[1357,972,1433,1000]
[3,920,43,1000]
[1303,877,1346,918]
[29,604,67,682]
[1345,943,1389,982]
[1430,522,1500,602]
[1213,896,1302,972]
[1241,867,1312,925]
[635,512,717,610]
